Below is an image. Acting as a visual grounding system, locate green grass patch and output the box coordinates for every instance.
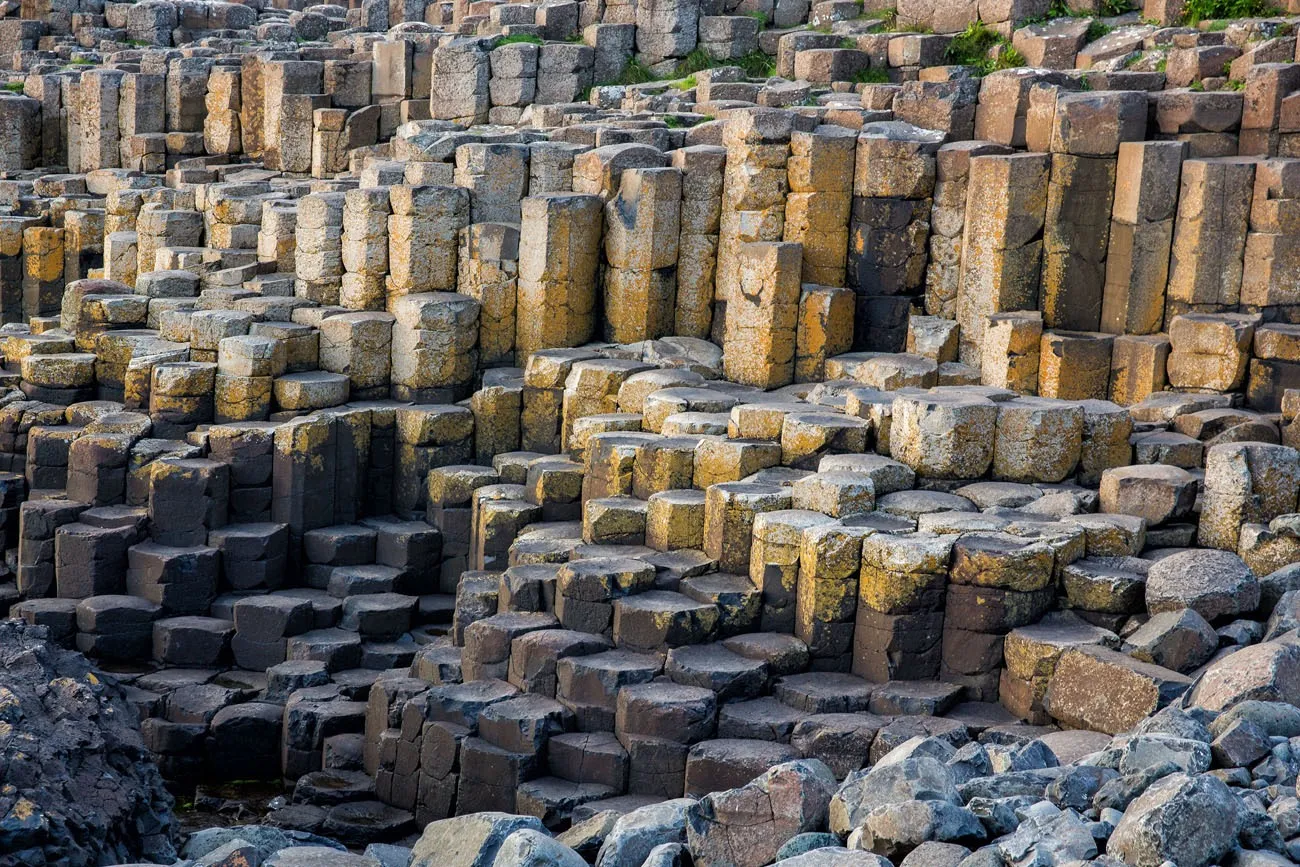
[673,47,776,78]
[672,74,697,90]
[945,22,1026,74]
[663,114,701,128]
[2,80,24,93]
[746,10,769,28]
[495,33,544,46]
[736,48,777,77]
[1183,0,1277,23]
[1225,77,1246,90]
[854,66,891,83]
[617,58,658,85]
[872,7,898,28]
[1086,20,1112,41]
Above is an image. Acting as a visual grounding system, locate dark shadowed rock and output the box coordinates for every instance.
[0,620,177,866]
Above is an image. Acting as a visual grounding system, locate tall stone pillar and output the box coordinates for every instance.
[515,194,603,358]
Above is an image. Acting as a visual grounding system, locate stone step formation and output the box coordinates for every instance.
[6,0,1300,865]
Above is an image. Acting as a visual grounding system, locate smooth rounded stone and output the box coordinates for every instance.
[777,850,892,865]
[721,632,810,677]
[777,832,843,861]
[594,798,695,867]
[683,738,800,797]
[571,794,663,824]
[364,844,413,867]
[829,756,961,836]
[1209,700,1300,739]
[1108,772,1241,867]
[266,846,381,867]
[410,813,548,867]
[1266,584,1300,638]
[618,369,706,413]
[1259,562,1300,613]
[183,826,346,860]
[1190,639,1300,712]
[666,644,767,703]
[556,810,621,861]
[717,696,808,742]
[896,841,972,867]
[869,717,970,765]
[790,712,890,779]
[876,491,978,519]
[491,828,588,867]
[855,799,986,860]
[1145,549,1260,622]
[772,671,875,714]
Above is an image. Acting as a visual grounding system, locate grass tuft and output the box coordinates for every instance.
[854,67,891,84]
[1183,0,1277,23]
[617,58,658,85]
[945,22,1026,74]
[495,33,544,46]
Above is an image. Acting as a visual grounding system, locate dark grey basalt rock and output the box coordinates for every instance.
[0,619,177,866]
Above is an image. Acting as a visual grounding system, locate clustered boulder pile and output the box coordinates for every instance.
[0,619,176,866]
[7,0,1300,865]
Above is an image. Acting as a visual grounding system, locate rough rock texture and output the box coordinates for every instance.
[0,620,176,866]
